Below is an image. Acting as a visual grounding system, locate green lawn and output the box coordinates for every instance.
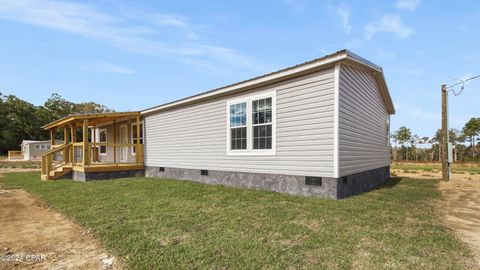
[0,160,41,169]
[0,173,475,269]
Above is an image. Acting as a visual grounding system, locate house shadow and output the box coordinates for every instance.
[376,177,403,190]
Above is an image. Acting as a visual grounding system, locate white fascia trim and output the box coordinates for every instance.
[333,63,340,178]
[142,53,347,115]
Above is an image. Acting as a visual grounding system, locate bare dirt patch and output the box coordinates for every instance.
[393,168,480,267]
[439,178,480,268]
[0,171,120,269]
[391,169,480,181]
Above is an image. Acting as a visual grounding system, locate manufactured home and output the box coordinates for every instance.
[41,50,394,199]
[8,140,62,161]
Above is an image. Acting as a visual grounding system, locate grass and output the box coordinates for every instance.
[0,173,475,269]
[391,162,480,174]
[0,160,41,169]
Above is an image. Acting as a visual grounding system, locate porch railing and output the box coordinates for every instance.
[41,143,70,180]
[72,142,144,166]
[42,142,144,180]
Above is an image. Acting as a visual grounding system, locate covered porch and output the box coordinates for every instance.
[41,112,144,180]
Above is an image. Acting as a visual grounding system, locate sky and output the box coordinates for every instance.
[0,0,479,138]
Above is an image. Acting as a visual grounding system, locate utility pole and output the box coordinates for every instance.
[441,84,450,181]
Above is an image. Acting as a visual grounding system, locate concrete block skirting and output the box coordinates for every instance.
[145,166,390,199]
[73,170,145,182]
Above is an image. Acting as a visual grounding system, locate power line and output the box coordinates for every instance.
[446,74,480,96]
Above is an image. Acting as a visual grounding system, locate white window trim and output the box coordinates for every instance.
[98,128,108,156]
[131,122,144,155]
[226,90,277,156]
[35,145,40,150]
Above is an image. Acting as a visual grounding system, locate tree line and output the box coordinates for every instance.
[391,117,480,162]
[0,93,112,154]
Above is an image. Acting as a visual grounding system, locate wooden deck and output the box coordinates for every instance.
[73,163,144,173]
[40,112,144,180]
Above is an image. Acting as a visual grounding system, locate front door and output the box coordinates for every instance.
[119,125,128,163]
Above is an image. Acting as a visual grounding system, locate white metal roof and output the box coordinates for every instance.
[141,49,395,116]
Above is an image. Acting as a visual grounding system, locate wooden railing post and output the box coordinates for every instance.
[64,125,70,163]
[71,125,76,163]
[41,156,46,175]
[50,128,56,148]
[46,154,52,180]
[136,115,140,165]
[82,120,90,166]
[113,120,116,164]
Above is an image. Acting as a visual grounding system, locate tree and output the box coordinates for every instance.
[44,93,75,122]
[390,133,398,160]
[449,129,462,161]
[394,126,412,161]
[409,134,420,161]
[462,117,480,159]
[75,102,112,114]
[0,92,113,154]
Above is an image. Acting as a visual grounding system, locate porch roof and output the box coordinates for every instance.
[42,112,140,130]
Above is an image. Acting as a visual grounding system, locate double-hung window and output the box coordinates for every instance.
[227,91,276,155]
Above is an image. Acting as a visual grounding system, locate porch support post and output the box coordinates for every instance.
[82,120,90,166]
[50,128,56,147]
[92,125,97,162]
[113,120,116,164]
[136,115,141,165]
[64,126,70,163]
[71,125,76,143]
[70,125,76,163]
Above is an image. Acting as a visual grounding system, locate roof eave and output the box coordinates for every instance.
[41,112,141,130]
[141,50,350,116]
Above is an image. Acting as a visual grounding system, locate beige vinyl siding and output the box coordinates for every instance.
[145,68,335,177]
[338,64,389,176]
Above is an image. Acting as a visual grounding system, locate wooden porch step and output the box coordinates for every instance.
[47,167,72,180]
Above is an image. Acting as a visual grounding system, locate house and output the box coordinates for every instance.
[8,140,60,161]
[41,50,395,199]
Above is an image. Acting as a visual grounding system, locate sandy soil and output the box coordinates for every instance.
[394,169,480,267]
[439,179,480,268]
[0,170,120,270]
[391,169,480,181]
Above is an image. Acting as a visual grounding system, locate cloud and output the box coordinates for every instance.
[0,0,269,72]
[335,3,351,34]
[87,62,136,75]
[365,14,414,39]
[395,0,420,11]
